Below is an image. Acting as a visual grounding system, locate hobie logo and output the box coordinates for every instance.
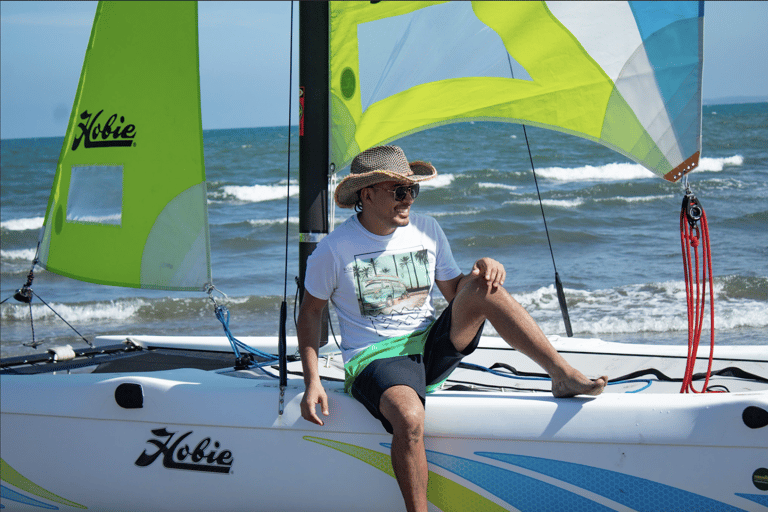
[71,109,136,150]
[135,428,233,474]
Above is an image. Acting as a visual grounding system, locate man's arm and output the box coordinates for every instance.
[435,257,507,302]
[297,290,330,426]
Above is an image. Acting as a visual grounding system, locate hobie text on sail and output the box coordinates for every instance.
[72,109,136,150]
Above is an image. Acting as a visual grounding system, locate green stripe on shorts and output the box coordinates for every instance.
[344,325,433,394]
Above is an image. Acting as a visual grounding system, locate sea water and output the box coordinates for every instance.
[2,103,766,358]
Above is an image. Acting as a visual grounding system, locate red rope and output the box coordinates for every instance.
[679,199,718,393]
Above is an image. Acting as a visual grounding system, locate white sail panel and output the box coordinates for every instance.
[329,1,703,181]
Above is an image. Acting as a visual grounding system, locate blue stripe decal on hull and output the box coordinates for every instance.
[384,444,612,511]
[478,452,745,512]
[735,493,768,508]
[1,485,58,510]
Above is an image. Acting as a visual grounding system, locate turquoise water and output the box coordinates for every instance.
[2,103,766,357]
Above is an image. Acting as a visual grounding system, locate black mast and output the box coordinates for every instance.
[298,2,329,343]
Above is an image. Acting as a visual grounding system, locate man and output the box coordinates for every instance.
[298,145,606,512]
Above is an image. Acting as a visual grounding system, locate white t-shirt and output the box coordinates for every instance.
[304,212,462,362]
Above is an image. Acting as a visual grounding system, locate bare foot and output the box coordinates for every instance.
[551,373,607,398]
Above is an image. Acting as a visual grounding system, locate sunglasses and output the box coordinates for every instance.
[370,183,420,201]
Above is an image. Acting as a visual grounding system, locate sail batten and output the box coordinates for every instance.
[38,1,211,291]
[329,1,703,182]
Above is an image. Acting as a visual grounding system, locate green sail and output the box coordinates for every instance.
[38,1,211,291]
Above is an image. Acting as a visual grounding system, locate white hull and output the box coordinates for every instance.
[2,335,767,511]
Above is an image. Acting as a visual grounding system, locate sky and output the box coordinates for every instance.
[1,1,767,140]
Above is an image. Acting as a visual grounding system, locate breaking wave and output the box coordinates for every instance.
[535,155,743,182]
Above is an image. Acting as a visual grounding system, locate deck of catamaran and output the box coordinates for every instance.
[4,335,765,396]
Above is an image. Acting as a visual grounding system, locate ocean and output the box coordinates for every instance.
[2,103,766,358]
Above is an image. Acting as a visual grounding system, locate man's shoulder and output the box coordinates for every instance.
[324,214,361,239]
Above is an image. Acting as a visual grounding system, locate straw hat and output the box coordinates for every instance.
[334,145,437,208]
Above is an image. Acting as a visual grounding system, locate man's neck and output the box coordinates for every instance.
[357,211,399,236]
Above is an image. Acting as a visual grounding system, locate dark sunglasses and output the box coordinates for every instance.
[370,183,420,201]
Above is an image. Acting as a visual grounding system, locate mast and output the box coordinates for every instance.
[298,1,329,343]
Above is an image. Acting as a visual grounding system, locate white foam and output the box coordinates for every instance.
[696,155,743,172]
[536,162,654,182]
[505,198,585,209]
[526,155,743,183]
[212,296,251,305]
[248,216,299,227]
[1,299,147,323]
[68,214,121,224]
[429,209,482,218]
[421,173,455,189]
[0,248,37,261]
[222,183,299,203]
[597,194,673,204]
[503,281,768,337]
[1,217,45,231]
[478,182,518,191]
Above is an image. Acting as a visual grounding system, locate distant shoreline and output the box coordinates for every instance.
[703,96,768,106]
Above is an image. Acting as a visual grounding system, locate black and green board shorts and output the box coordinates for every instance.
[345,301,484,434]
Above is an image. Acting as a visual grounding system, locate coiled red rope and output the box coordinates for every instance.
[679,194,718,393]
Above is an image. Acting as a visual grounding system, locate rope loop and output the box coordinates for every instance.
[212,302,279,371]
[679,192,718,393]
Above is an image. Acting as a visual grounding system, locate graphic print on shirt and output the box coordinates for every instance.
[350,247,432,318]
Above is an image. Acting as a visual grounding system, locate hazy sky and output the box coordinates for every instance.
[1,1,766,140]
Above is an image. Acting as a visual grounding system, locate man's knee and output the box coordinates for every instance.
[380,386,425,440]
[457,273,512,310]
[395,408,424,442]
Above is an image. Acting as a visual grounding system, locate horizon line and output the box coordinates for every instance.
[3,98,767,141]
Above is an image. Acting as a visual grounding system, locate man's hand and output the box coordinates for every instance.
[300,381,330,426]
[297,291,330,426]
[471,257,506,290]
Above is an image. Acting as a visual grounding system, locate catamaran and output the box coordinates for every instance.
[2,2,766,511]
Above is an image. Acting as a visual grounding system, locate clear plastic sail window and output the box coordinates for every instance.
[66,165,123,225]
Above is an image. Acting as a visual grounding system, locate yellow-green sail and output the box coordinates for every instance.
[329,1,703,182]
[38,1,210,290]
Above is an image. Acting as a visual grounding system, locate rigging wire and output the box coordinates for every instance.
[282,2,294,304]
[29,290,92,347]
[277,1,295,415]
[2,256,93,349]
[506,55,573,337]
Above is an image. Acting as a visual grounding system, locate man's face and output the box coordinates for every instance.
[363,180,416,233]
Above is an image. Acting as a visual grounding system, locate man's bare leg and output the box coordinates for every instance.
[379,385,429,512]
[451,274,607,397]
